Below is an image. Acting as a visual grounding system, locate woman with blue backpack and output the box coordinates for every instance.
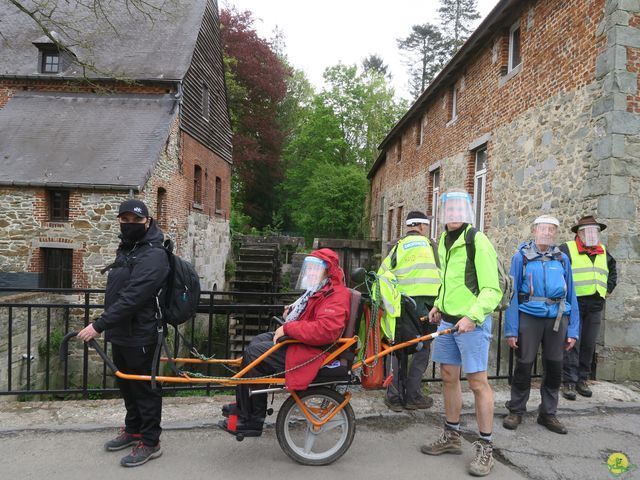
[502,215,579,435]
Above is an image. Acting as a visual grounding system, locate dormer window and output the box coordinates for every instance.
[33,32,74,75]
[42,50,60,73]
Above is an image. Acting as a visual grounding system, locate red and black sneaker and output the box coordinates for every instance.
[120,441,162,467]
[218,415,264,438]
[104,428,142,452]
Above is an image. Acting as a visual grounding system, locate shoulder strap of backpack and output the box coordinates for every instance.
[429,238,440,268]
[465,227,477,266]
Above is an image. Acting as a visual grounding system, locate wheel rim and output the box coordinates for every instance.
[282,393,350,461]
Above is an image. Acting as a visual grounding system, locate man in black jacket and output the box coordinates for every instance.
[78,199,169,467]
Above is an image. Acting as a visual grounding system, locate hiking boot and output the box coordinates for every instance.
[104,428,142,452]
[562,383,576,401]
[420,427,462,455]
[405,396,434,410]
[502,413,522,430]
[222,403,238,418]
[537,413,567,434]
[384,397,404,412]
[576,381,593,398]
[468,439,495,477]
[120,442,162,467]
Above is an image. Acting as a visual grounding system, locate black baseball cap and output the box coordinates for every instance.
[118,199,149,218]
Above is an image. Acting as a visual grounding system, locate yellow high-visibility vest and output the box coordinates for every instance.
[566,241,608,298]
[378,234,441,297]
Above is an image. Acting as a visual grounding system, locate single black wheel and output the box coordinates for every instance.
[236,434,244,442]
[276,387,356,466]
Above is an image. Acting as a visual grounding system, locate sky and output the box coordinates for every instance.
[222,0,501,101]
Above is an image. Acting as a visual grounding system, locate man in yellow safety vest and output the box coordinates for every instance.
[560,215,617,400]
[377,211,441,411]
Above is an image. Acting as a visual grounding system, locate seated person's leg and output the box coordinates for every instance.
[220,332,287,434]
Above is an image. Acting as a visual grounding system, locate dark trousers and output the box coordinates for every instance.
[507,313,568,416]
[112,343,162,446]
[563,305,603,384]
[236,332,287,421]
[386,296,433,404]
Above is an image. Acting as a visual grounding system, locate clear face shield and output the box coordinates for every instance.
[533,223,558,247]
[579,225,601,247]
[440,191,474,226]
[295,256,328,290]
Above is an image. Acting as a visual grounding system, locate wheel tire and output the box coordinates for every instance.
[276,386,356,466]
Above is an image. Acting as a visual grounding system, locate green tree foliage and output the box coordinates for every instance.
[362,54,389,77]
[280,65,403,240]
[322,64,405,168]
[292,162,368,240]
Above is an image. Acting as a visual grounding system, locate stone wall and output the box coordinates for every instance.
[489,85,601,255]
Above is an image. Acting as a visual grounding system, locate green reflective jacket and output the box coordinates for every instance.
[378,233,441,297]
[434,225,501,325]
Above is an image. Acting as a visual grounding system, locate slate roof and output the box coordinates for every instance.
[0,91,178,190]
[0,0,207,80]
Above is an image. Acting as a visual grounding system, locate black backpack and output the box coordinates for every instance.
[158,239,201,326]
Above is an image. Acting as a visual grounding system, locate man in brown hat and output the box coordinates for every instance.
[560,215,617,400]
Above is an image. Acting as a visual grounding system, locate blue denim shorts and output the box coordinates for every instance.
[432,317,492,374]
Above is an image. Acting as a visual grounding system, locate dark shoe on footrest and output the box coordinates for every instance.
[222,403,238,418]
[218,416,264,438]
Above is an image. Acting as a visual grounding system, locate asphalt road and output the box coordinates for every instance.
[0,416,523,480]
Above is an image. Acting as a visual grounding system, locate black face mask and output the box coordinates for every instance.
[120,223,147,243]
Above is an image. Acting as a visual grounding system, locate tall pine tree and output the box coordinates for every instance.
[438,0,481,55]
[397,24,446,99]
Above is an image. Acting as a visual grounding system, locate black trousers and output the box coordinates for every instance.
[507,313,568,416]
[236,332,287,421]
[386,296,435,404]
[562,304,603,384]
[112,343,162,446]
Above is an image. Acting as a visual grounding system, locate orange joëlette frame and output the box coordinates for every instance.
[107,327,456,432]
[113,326,457,386]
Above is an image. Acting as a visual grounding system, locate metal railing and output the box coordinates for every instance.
[0,288,532,398]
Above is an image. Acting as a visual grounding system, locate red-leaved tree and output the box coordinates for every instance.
[221,8,290,229]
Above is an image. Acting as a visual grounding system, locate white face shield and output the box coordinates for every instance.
[440,191,474,226]
[295,256,328,290]
[579,225,601,247]
[534,223,558,247]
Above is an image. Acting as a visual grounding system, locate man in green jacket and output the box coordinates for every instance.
[421,190,501,478]
[377,211,441,411]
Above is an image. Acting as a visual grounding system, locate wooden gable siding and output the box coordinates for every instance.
[181,0,232,163]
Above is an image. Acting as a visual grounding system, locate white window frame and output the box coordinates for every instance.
[451,85,458,121]
[508,22,521,72]
[417,114,426,147]
[430,168,440,240]
[473,147,487,232]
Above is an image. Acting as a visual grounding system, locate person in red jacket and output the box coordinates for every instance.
[219,248,351,436]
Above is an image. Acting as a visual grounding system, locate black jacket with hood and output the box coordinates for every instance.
[93,220,170,347]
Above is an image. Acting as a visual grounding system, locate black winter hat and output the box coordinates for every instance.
[118,199,149,218]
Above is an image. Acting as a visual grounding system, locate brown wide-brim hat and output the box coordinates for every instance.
[571,215,607,233]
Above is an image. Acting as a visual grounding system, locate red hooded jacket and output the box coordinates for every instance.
[282,248,351,390]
